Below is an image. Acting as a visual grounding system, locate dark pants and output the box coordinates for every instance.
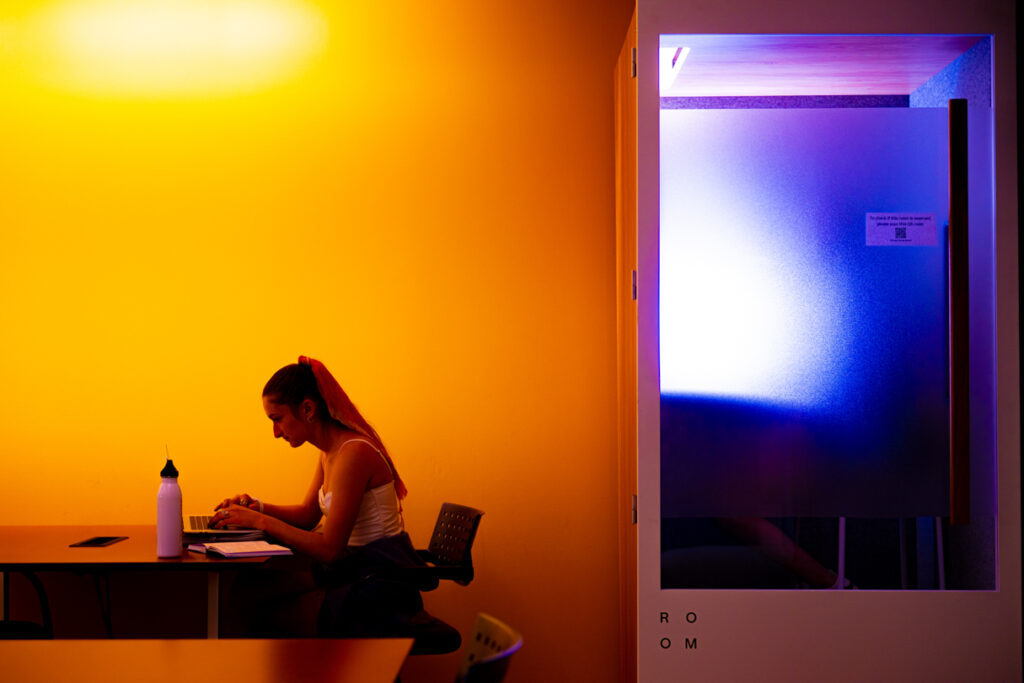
[316,532,426,638]
[224,532,425,638]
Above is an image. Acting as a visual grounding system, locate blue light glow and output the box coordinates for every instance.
[659,107,949,412]
[660,110,849,409]
[656,36,969,522]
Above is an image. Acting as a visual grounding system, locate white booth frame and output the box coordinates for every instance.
[627,1,1020,680]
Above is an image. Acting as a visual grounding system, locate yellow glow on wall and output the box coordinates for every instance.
[28,0,327,96]
[1,0,628,679]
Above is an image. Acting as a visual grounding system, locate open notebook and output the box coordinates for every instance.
[187,540,292,558]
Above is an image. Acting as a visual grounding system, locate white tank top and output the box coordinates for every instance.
[318,438,404,546]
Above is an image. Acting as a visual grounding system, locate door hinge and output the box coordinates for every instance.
[631,47,637,78]
[631,270,637,301]
[632,494,638,524]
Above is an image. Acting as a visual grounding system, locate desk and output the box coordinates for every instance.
[0,638,413,683]
[0,525,268,638]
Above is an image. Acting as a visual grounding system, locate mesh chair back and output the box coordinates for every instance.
[456,613,522,683]
[427,502,483,568]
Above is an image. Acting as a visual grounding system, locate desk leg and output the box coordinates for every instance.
[837,517,847,590]
[92,574,114,637]
[207,572,219,639]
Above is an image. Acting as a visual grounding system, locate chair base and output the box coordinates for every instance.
[406,610,462,655]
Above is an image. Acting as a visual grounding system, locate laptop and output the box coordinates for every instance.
[184,513,262,537]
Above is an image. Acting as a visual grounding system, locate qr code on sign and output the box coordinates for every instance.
[895,227,907,239]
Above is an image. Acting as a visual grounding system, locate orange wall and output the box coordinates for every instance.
[0,1,634,680]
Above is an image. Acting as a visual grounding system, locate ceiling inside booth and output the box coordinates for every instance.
[659,35,984,97]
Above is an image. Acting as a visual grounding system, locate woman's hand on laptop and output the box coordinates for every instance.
[211,503,262,530]
[214,493,260,511]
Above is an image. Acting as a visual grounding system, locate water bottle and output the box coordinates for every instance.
[157,457,183,558]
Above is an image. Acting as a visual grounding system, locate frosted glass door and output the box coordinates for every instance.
[659,108,950,519]
[654,107,997,591]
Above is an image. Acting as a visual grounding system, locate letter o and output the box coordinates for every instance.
[660,638,672,649]
[686,611,697,624]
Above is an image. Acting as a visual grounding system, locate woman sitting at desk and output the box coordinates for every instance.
[213,355,423,637]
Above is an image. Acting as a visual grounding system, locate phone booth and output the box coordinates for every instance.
[615,1,1020,680]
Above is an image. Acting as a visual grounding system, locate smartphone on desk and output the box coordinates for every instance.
[69,536,128,547]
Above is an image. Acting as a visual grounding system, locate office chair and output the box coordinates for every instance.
[455,613,522,683]
[397,503,484,655]
[0,571,54,639]
[395,502,484,591]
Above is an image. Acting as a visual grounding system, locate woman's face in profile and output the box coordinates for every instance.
[263,396,308,448]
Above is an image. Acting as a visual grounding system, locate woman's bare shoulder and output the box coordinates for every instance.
[324,436,381,469]
[336,436,393,485]
[337,435,381,454]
